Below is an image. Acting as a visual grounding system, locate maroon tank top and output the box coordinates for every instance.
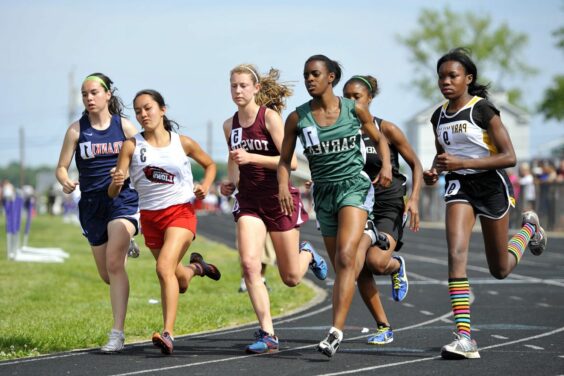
[228,106,279,194]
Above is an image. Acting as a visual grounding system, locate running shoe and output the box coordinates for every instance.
[522,211,547,256]
[317,328,343,357]
[238,277,270,293]
[245,329,279,354]
[127,238,140,258]
[189,252,221,280]
[441,332,480,359]
[364,220,390,250]
[100,329,125,353]
[391,255,408,302]
[367,325,393,345]
[238,277,247,293]
[300,241,328,280]
[152,331,174,355]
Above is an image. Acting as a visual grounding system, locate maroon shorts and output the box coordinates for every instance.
[233,187,308,232]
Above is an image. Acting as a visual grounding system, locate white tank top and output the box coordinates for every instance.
[130,132,194,210]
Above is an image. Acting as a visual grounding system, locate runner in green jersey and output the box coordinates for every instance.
[277,55,392,357]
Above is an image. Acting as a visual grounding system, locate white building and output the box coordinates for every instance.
[405,92,530,169]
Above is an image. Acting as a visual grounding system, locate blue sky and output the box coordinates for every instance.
[1,0,562,168]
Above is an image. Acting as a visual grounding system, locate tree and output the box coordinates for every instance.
[397,7,536,105]
[538,26,564,121]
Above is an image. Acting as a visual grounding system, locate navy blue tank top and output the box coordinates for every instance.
[75,114,126,193]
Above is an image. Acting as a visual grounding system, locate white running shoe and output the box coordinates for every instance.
[521,211,547,256]
[317,327,343,357]
[101,329,125,353]
[441,332,480,359]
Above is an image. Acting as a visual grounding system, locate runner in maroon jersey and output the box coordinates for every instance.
[220,64,328,354]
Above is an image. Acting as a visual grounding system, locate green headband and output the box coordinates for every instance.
[84,76,109,91]
[352,75,373,92]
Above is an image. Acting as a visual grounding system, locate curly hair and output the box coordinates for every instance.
[230,64,293,114]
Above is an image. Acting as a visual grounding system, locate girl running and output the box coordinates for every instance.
[56,73,139,353]
[343,74,423,345]
[424,48,547,359]
[220,64,328,354]
[277,55,392,357]
[109,89,219,355]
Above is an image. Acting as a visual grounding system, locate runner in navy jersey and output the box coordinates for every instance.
[220,64,328,354]
[56,73,139,353]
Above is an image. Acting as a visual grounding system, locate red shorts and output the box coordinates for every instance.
[233,187,308,232]
[140,202,197,249]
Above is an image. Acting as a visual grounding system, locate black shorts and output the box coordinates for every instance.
[370,197,405,251]
[444,170,515,219]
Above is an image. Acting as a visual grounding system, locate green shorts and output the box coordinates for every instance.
[313,172,374,237]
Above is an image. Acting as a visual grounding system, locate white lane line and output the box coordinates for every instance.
[491,334,508,340]
[419,310,434,316]
[315,326,564,376]
[510,296,523,301]
[406,254,564,287]
[488,290,499,295]
[523,344,544,350]
[402,302,415,307]
[106,311,456,376]
[537,302,551,307]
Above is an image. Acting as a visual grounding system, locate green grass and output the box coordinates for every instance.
[0,214,315,360]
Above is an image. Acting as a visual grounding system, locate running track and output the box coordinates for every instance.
[2,213,563,375]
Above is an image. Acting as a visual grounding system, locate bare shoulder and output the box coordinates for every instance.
[121,117,139,138]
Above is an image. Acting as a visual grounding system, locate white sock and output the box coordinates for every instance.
[329,327,343,340]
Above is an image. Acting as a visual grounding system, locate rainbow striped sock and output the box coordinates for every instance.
[508,223,535,263]
[449,278,471,339]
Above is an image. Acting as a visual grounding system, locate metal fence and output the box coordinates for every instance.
[419,182,564,232]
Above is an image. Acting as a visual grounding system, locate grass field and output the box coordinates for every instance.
[0,214,315,360]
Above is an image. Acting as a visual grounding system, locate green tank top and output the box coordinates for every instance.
[296,97,365,183]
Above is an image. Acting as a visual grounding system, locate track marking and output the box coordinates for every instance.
[105,311,456,376]
[491,334,508,339]
[523,344,544,350]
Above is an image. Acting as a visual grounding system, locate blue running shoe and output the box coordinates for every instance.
[391,255,408,302]
[367,325,393,345]
[245,329,279,354]
[300,241,327,280]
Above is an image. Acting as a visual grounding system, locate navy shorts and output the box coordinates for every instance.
[233,186,308,232]
[78,186,139,246]
[444,170,515,220]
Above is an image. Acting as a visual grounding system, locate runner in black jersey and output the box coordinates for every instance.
[423,48,547,360]
[343,74,423,345]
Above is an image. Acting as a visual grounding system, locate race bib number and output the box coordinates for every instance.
[444,180,461,197]
[230,128,243,148]
[302,126,320,147]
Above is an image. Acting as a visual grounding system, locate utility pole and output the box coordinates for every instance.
[207,120,213,159]
[19,126,24,187]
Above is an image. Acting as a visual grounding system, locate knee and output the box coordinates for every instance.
[155,262,174,281]
[106,258,125,276]
[334,249,356,271]
[240,260,261,278]
[281,273,301,287]
[365,253,388,275]
[489,266,510,280]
